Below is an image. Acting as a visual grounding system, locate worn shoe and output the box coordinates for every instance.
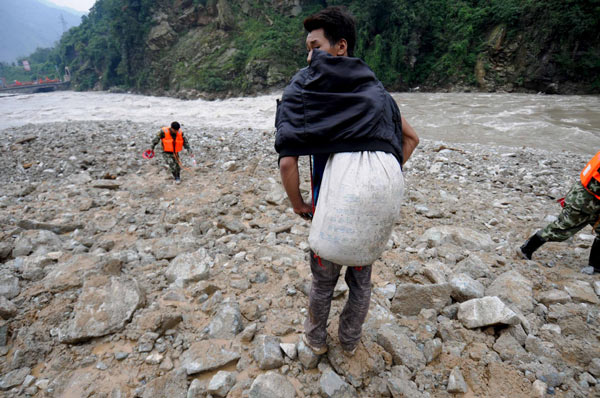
[518,232,546,260]
[342,345,357,357]
[175,178,181,184]
[302,334,327,355]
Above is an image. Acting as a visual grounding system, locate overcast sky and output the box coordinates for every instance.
[46,0,95,13]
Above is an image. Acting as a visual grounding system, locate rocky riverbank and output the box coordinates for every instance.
[1,120,599,397]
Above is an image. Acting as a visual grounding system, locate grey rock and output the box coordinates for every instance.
[249,371,296,398]
[253,335,284,370]
[0,323,8,346]
[532,380,547,397]
[387,376,425,398]
[449,273,485,301]
[418,226,493,251]
[187,379,205,398]
[525,335,560,360]
[91,179,121,190]
[0,274,20,299]
[180,340,240,375]
[454,253,492,279]
[589,358,600,378]
[493,332,528,361]
[0,242,12,261]
[58,275,144,343]
[280,343,297,360]
[564,280,600,304]
[486,270,533,313]
[457,296,520,328]
[16,255,54,281]
[424,338,443,364]
[447,366,468,393]
[537,289,571,306]
[12,236,33,257]
[142,370,187,398]
[239,322,257,342]
[320,368,358,398]
[208,302,243,339]
[0,367,31,390]
[376,323,426,371]
[391,283,452,316]
[42,253,102,292]
[166,249,211,287]
[17,219,83,235]
[375,283,396,300]
[297,337,320,369]
[593,281,600,297]
[152,236,197,260]
[0,296,17,319]
[207,371,237,398]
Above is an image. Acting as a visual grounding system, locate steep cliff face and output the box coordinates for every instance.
[475,23,596,94]
[115,0,311,98]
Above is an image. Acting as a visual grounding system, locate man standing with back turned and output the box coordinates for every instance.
[275,7,419,356]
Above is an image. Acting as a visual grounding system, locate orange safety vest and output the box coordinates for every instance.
[161,127,184,153]
[581,151,600,200]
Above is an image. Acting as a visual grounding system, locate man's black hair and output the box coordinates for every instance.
[303,6,357,57]
[171,121,180,130]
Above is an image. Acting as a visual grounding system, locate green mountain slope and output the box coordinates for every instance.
[3,0,599,95]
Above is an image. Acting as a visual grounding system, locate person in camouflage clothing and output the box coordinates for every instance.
[151,121,193,184]
[519,153,600,273]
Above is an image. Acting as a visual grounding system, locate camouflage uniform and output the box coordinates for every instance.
[151,129,191,179]
[540,180,600,241]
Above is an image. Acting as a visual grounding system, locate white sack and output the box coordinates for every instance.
[308,151,404,266]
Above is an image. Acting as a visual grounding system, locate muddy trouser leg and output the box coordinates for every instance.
[304,252,342,348]
[338,265,372,351]
[162,152,180,179]
[540,184,600,242]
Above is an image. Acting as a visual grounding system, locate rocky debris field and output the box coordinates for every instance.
[0,120,599,398]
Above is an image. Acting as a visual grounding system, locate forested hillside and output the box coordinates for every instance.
[2,0,599,96]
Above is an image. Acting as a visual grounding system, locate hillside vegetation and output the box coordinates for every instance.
[2,0,599,95]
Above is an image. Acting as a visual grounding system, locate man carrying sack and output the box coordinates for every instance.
[275,6,419,356]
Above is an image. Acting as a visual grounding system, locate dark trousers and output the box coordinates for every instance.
[162,152,180,179]
[304,251,372,351]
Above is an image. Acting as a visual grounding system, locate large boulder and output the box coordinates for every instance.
[486,270,533,313]
[249,372,296,398]
[449,273,485,302]
[180,340,240,375]
[319,368,357,398]
[166,249,211,287]
[58,275,144,343]
[207,302,244,339]
[391,283,452,316]
[253,335,284,370]
[0,274,20,299]
[142,370,187,398]
[418,226,493,251]
[457,296,520,329]
[376,323,426,372]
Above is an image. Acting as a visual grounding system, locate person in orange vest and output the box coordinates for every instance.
[150,121,193,184]
[519,151,600,274]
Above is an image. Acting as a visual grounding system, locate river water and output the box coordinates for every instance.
[1,91,599,155]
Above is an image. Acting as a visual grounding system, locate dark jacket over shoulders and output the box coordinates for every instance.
[275,49,403,165]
